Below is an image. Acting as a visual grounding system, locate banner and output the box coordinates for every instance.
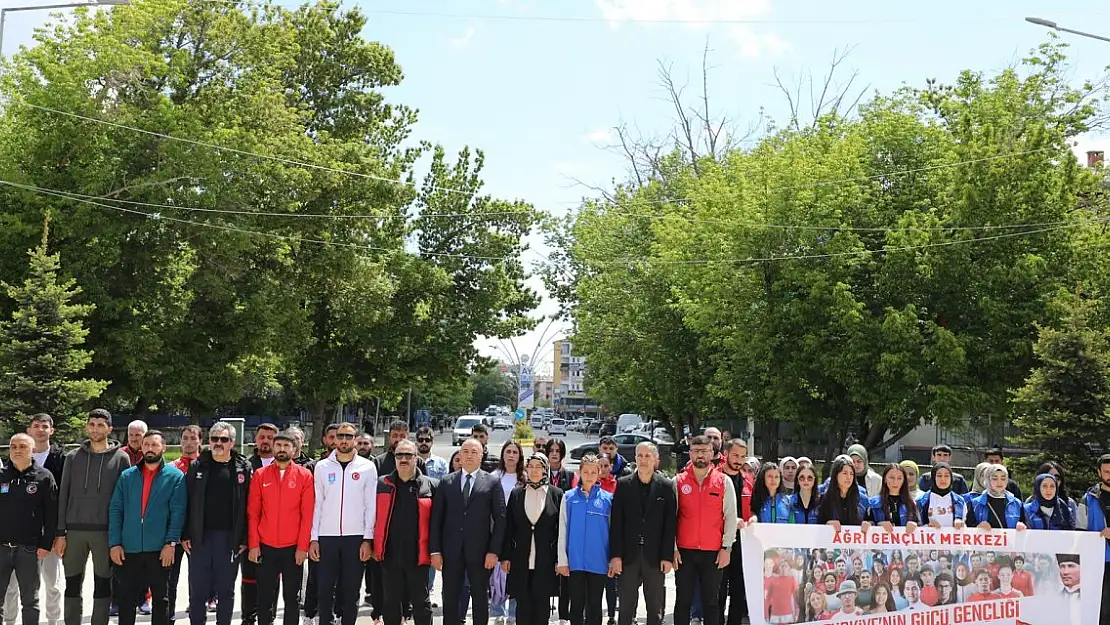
[741,524,1103,625]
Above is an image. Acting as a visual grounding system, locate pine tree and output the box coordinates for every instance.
[1012,299,1110,481]
[0,216,108,433]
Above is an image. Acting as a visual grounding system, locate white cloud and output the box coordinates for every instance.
[594,0,789,59]
[728,25,793,59]
[447,26,476,49]
[583,127,613,143]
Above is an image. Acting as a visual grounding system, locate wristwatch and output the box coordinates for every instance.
[166,542,177,548]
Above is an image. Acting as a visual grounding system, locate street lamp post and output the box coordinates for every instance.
[0,0,129,57]
[1026,17,1110,44]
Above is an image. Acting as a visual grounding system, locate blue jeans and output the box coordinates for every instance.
[490,598,516,618]
[187,531,239,625]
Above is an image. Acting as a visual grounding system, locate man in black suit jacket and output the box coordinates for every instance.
[430,439,506,625]
[609,441,677,625]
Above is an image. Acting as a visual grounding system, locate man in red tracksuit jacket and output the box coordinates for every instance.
[247,432,314,625]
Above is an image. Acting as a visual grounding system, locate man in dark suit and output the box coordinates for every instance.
[609,441,676,625]
[430,439,506,625]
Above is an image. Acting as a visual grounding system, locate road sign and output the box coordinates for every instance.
[514,408,527,421]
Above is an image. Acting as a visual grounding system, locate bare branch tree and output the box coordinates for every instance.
[771,45,869,131]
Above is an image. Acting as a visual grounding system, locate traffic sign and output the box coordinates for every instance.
[514,408,527,421]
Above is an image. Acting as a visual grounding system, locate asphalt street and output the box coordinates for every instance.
[58,429,672,625]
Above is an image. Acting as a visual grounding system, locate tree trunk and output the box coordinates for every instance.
[821,425,843,480]
[308,397,328,455]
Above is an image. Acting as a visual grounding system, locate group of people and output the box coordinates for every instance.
[3,412,1110,625]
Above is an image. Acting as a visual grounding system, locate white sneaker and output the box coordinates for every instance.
[559,620,570,625]
[301,616,315,625]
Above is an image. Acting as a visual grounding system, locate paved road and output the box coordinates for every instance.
[57,430,655,625]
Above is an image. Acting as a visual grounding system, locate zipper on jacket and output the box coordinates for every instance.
[339,463,346,535]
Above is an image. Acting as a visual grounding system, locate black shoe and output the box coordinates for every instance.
[608,619,616,625]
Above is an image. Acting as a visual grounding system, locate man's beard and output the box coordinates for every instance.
[417,445,431,455]
[358,449,371,458]
[727,460,742,472]
[143,453,162,465]
[275,451,291,462]
[693,459,710,469]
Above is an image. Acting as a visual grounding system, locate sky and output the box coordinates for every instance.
[2,0,1109,377]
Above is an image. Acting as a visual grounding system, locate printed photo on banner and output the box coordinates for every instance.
[741,524,1102,625]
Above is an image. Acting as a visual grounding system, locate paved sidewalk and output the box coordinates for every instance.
[52,558,687,625]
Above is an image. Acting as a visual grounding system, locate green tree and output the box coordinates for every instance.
[556,40,1106,464]
[471,363,516,411]
[0,0,540,434]
[0,218,108,433]
[1013,299,1110,478]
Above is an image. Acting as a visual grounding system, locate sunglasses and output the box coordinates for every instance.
[210,436,232,443]
[335,433,356,440]
[416,437,433,443]
[395,452,416,459]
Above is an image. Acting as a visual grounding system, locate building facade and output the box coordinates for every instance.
[552,339,600,417]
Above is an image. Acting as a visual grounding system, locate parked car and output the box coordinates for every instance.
[493,418,512,430]
[452,415,485,446]
[585,420,603,435]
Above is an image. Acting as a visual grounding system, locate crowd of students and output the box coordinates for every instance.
[3,412,1110,625]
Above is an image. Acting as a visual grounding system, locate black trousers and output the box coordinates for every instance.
[557,575,572,620]
[257,545,303,625]
[617,554,665,625]
[674,549,724,625]
[363,559,382,619]
[381,563,431,625]
[316,537,363,625]
[441,559,490,625]
[241,554,258,625]
[0,544,40,625]
[568,572,606,625]
[717,543,746,624]
[304,560,343,620]
[117,552,169,625]
[513,570,551,625]
[165,545,186,623]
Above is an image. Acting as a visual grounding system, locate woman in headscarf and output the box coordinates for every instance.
[969,462,992,495]
[899,460,922,500]
[967,464,1027,530]
[1032,461,1079,521]
[1023,473,1076,530]
[779,456,799,495]
[916,462,967,528]
[500,452,563,625]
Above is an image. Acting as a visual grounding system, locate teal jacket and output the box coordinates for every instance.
[109,461,186,553]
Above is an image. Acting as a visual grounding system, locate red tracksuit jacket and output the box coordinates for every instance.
[247,462,315,551]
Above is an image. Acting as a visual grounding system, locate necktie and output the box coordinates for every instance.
[463,473,472,503]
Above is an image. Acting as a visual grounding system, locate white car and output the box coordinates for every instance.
[548,417,567,436]
[452,415,485,446]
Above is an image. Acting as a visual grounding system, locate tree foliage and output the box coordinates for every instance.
[470,363,517,412]
[549,40,1109,463]
[1013,298,1110,478]
[0,219,108,434]
[0,0,540,440]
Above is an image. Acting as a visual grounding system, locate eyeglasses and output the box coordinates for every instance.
[210,436,232,443]
[395,452,415,459]
[416,437,433,443]
[335,433,356,440]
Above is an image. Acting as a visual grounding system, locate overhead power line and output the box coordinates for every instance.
[2,177,1099,267]
[8,101,1072,233]
[13,179,1083,234]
